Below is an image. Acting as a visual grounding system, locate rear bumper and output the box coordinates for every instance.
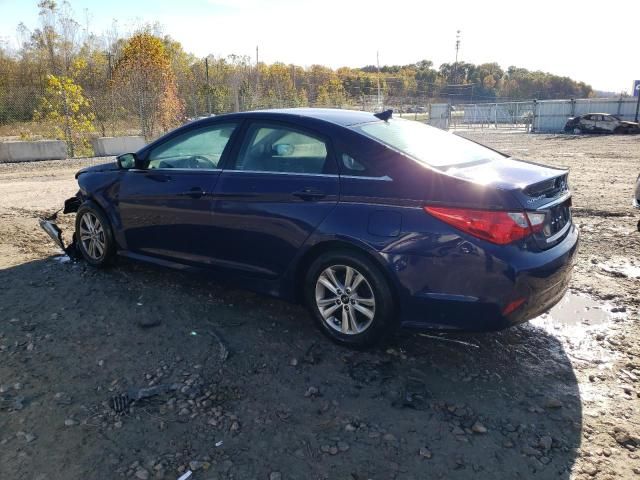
[389,224,579,332]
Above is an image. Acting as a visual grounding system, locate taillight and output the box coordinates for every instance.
[424,206,540,245]
[526,211,546,234]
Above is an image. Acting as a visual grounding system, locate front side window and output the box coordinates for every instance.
[351,118,503,168]
[146,123,237,169]
[233,123,328,174]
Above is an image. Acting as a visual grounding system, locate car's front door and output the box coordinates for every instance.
[591,114,605,132]
[210,120,339,278]
[118,121,239,264]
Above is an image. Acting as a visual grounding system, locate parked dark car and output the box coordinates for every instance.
[41,109,578,347]
[564,113,640,134]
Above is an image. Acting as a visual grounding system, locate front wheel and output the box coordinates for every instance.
[573,127,582,135]
[75,203,116,267]
[304,250,395,348]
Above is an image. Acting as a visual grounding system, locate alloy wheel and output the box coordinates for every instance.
[315,265,376,335]
[79,212,106,261]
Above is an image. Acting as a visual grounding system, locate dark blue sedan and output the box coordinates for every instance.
[43,108,578,347]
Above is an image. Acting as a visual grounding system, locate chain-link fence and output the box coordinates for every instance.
[0,77,409,158]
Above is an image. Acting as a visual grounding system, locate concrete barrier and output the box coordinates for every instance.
[0,140,68,163]
[91,136,146,156]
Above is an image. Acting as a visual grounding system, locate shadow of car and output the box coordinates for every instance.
[0,256,583,479]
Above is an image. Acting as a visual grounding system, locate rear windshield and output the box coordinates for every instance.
[351,118,504,167]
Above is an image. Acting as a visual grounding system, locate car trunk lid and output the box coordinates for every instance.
[441,157,572,249]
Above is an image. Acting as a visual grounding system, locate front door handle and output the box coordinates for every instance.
[177,187,205,199]
[292,188,326,201]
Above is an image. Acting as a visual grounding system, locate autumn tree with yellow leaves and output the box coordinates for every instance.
[112,33,184,139]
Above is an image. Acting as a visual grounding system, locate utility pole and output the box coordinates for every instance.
[205,57,212,115]
[453,30,461,85]
[451,30,461,108]
[376,50,382,111]
[635,82,640,122]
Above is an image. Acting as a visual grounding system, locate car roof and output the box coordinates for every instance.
[211,108,381,127]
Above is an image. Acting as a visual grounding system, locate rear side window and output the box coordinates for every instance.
[351,118,503,168]
[233,123,328,174]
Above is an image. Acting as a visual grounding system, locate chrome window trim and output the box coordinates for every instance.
[341,174,392,182]
[224,169,338,178]
[222,170,392,181]
[134,168,223,173]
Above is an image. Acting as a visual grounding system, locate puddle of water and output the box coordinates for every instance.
[530,291,624,334]
[528,291,624,368]
[541,292,610,326]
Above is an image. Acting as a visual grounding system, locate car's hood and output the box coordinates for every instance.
[75,162,118,179]
[620,121,639,126]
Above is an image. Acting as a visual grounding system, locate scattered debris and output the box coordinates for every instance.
[137,316,161,328]
[471,421,488,434]
[544,398,563,409]
[110,383,181,412]
[417,333,480,348]
[208,328,229,362]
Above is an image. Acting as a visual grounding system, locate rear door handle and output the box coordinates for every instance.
[177,187,205,199]
[292,188,326,201]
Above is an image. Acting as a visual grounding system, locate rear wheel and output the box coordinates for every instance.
[75,203,115,267]
[304,250,395,348]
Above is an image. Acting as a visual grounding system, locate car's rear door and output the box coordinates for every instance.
[210,120,339,278]
[117,121,239,264]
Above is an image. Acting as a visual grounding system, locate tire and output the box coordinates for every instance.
[573,127,582,135]
[75,202,116,267]
[304,249,395,348]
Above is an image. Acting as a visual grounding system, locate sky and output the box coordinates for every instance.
[1,0,638,94]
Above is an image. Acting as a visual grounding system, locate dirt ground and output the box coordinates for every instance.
[0,132,639,480]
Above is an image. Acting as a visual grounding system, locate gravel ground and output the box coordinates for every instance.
[0,132,639,480]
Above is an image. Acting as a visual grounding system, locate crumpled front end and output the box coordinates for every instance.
[38,194,82,256]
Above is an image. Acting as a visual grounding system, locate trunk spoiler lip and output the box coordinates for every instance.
[531,191,571,211]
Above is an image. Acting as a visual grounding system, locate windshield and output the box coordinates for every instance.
[352,118,504,167]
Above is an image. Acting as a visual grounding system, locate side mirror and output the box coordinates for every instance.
[117,153,136,169]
